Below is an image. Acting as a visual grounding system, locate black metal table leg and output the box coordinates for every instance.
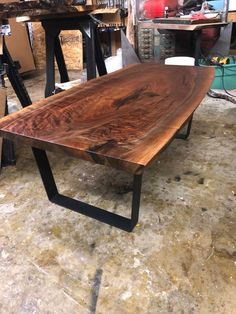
[82,20,97,80]
[0,60,15,167]
[94,27,107,76]
[3,40,32,108]
[43,27,59,97]
[175,114,193,140]
[1,102,16,166]
[194,30,202,66]
[1,38,32,167]
[32,147,143,232]
[55,36,70,83]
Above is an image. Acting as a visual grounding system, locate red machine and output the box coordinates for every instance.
[143,0,177,19]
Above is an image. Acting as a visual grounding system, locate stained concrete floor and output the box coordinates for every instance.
[0,71,235,314]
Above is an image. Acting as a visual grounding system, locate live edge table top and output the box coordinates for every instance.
[0,63,214,174]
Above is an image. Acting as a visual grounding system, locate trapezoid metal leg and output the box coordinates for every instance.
[32,147,58,199]
[175,115,193,140]
[32,147,143,232]
[55,36,70,83]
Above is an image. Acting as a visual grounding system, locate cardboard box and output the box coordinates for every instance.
[0,0,35,73]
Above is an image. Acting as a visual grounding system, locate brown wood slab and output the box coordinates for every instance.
[0,63,214,174]
[153,17,222,25]
[0,1,100,20]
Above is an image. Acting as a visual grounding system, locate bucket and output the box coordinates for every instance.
[105,48,122,73]
[165,56,195,66]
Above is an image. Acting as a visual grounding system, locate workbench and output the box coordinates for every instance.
[0,1,107,166]
[141,19,228,65]
[15,4,107,97]
[0,2,107,97]
[39,14,107,97]
[0,63,214,231]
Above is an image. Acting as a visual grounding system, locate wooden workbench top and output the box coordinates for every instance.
[0,1,100,20]
[0,63,214,174]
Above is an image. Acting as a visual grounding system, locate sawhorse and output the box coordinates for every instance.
[0,36,32,168]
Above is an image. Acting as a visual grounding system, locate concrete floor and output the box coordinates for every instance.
[0,71,235,314]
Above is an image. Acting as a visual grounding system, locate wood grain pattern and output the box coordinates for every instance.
[0,63,214,174]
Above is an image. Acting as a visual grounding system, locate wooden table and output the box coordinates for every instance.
[0,63,214,231]
[142,20,228,65]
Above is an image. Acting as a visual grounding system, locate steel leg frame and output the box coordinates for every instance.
[82,19,96,80]
[175,114,193,140]
[32,147,143,232]
[1,39,32,167]
[54,36,70,84]
[194,30,202,66]
[44,27,59,97]
[0,54,15,167]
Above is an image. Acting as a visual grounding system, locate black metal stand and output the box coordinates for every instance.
[32,147,142,232]
[0,48,12,167]
[175,115,193,140]
[1,101,16,166]
[42,16,107,97]
[194,30,202,66]
[3,40,32,108]
[0,39,32,167]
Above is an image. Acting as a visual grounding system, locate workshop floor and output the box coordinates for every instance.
[0,71,235,314]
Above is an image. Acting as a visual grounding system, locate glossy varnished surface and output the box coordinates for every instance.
[0,63,214,173]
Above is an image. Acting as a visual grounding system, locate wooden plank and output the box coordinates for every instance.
[92,8,119,14]
[0,63,214,174]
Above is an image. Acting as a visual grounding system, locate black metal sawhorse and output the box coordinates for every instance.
[0,38,32,167]
[42,16,107,97]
